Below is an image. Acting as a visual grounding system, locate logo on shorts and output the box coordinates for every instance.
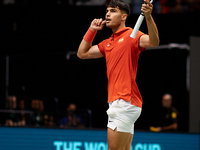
[109,120,113,122]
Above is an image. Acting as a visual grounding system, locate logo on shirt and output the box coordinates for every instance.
[107,44,110,47]
[118,38,124,43]
[171,112,177,119]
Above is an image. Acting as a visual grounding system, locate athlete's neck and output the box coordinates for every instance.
[112,24,126,33]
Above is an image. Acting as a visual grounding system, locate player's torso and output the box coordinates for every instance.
[103,29,139,80]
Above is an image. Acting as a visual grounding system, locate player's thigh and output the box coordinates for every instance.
[107,128,133,150]
[125,133,133,150]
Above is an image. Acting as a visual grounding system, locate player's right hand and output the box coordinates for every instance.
[90,18,106,32]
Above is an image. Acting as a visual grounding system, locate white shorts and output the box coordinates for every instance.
[107,99,142,134]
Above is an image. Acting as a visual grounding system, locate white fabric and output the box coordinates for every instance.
[107,99,142,134]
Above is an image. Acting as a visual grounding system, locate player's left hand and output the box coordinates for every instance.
[141,0,153,17]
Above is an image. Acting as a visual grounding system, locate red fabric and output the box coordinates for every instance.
[98,27,145,108]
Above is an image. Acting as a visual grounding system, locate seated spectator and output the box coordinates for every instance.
[4,95,18,126]
[173,0,184,13]
[76,0,106,6]
[188,0,200,12]
[131,0,161,14]
[132,0,143,14]
[29,99,44,127]
[43,109,56,127]
[150,94,178,132]
[16,99,27,126]
[60,103,84,128]
[159,0,172,13]
[43,114,56,127]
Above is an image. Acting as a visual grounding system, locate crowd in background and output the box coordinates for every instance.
[0,94,179,133]
[0,0,183,132]
[1,0,200,13]
[0,95,86,128]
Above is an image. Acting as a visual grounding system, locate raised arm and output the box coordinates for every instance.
[139,0,159,48]
[77,18,106,59]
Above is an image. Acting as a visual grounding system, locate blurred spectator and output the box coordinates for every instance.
[150,94,178,132]
[160,0,189,13]
[43,106,56,127]
[43,113,56,127]
[70,0,80,5]
[152,0,161,13]
[188,0,200,12]
[60,103,84,128]
[160,0,175,13]
[132,0,143,14]
[16,99,26,126]
[3,0,15,5]
[76,0,106,6]
[173,0,184,12]
[56,0,77,5]
[131,0,161,14]
[4,95,18,126]
[29,99,44,127]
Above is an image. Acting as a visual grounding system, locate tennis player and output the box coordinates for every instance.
[77,0,159,149]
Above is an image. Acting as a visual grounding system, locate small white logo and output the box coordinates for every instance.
[107,44,110,47]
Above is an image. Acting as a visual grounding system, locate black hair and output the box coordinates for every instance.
[106,0,130,16]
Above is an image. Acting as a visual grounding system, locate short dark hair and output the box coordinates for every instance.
[106,0,130,16]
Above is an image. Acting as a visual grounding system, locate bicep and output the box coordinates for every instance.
[139,34,152,48]
[84,45,103,59]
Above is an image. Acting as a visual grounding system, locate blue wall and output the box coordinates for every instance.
[0,127,199,150]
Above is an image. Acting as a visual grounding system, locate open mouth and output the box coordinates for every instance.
[106,19,111,23]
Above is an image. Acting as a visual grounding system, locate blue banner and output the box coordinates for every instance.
[0,127,199,150]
